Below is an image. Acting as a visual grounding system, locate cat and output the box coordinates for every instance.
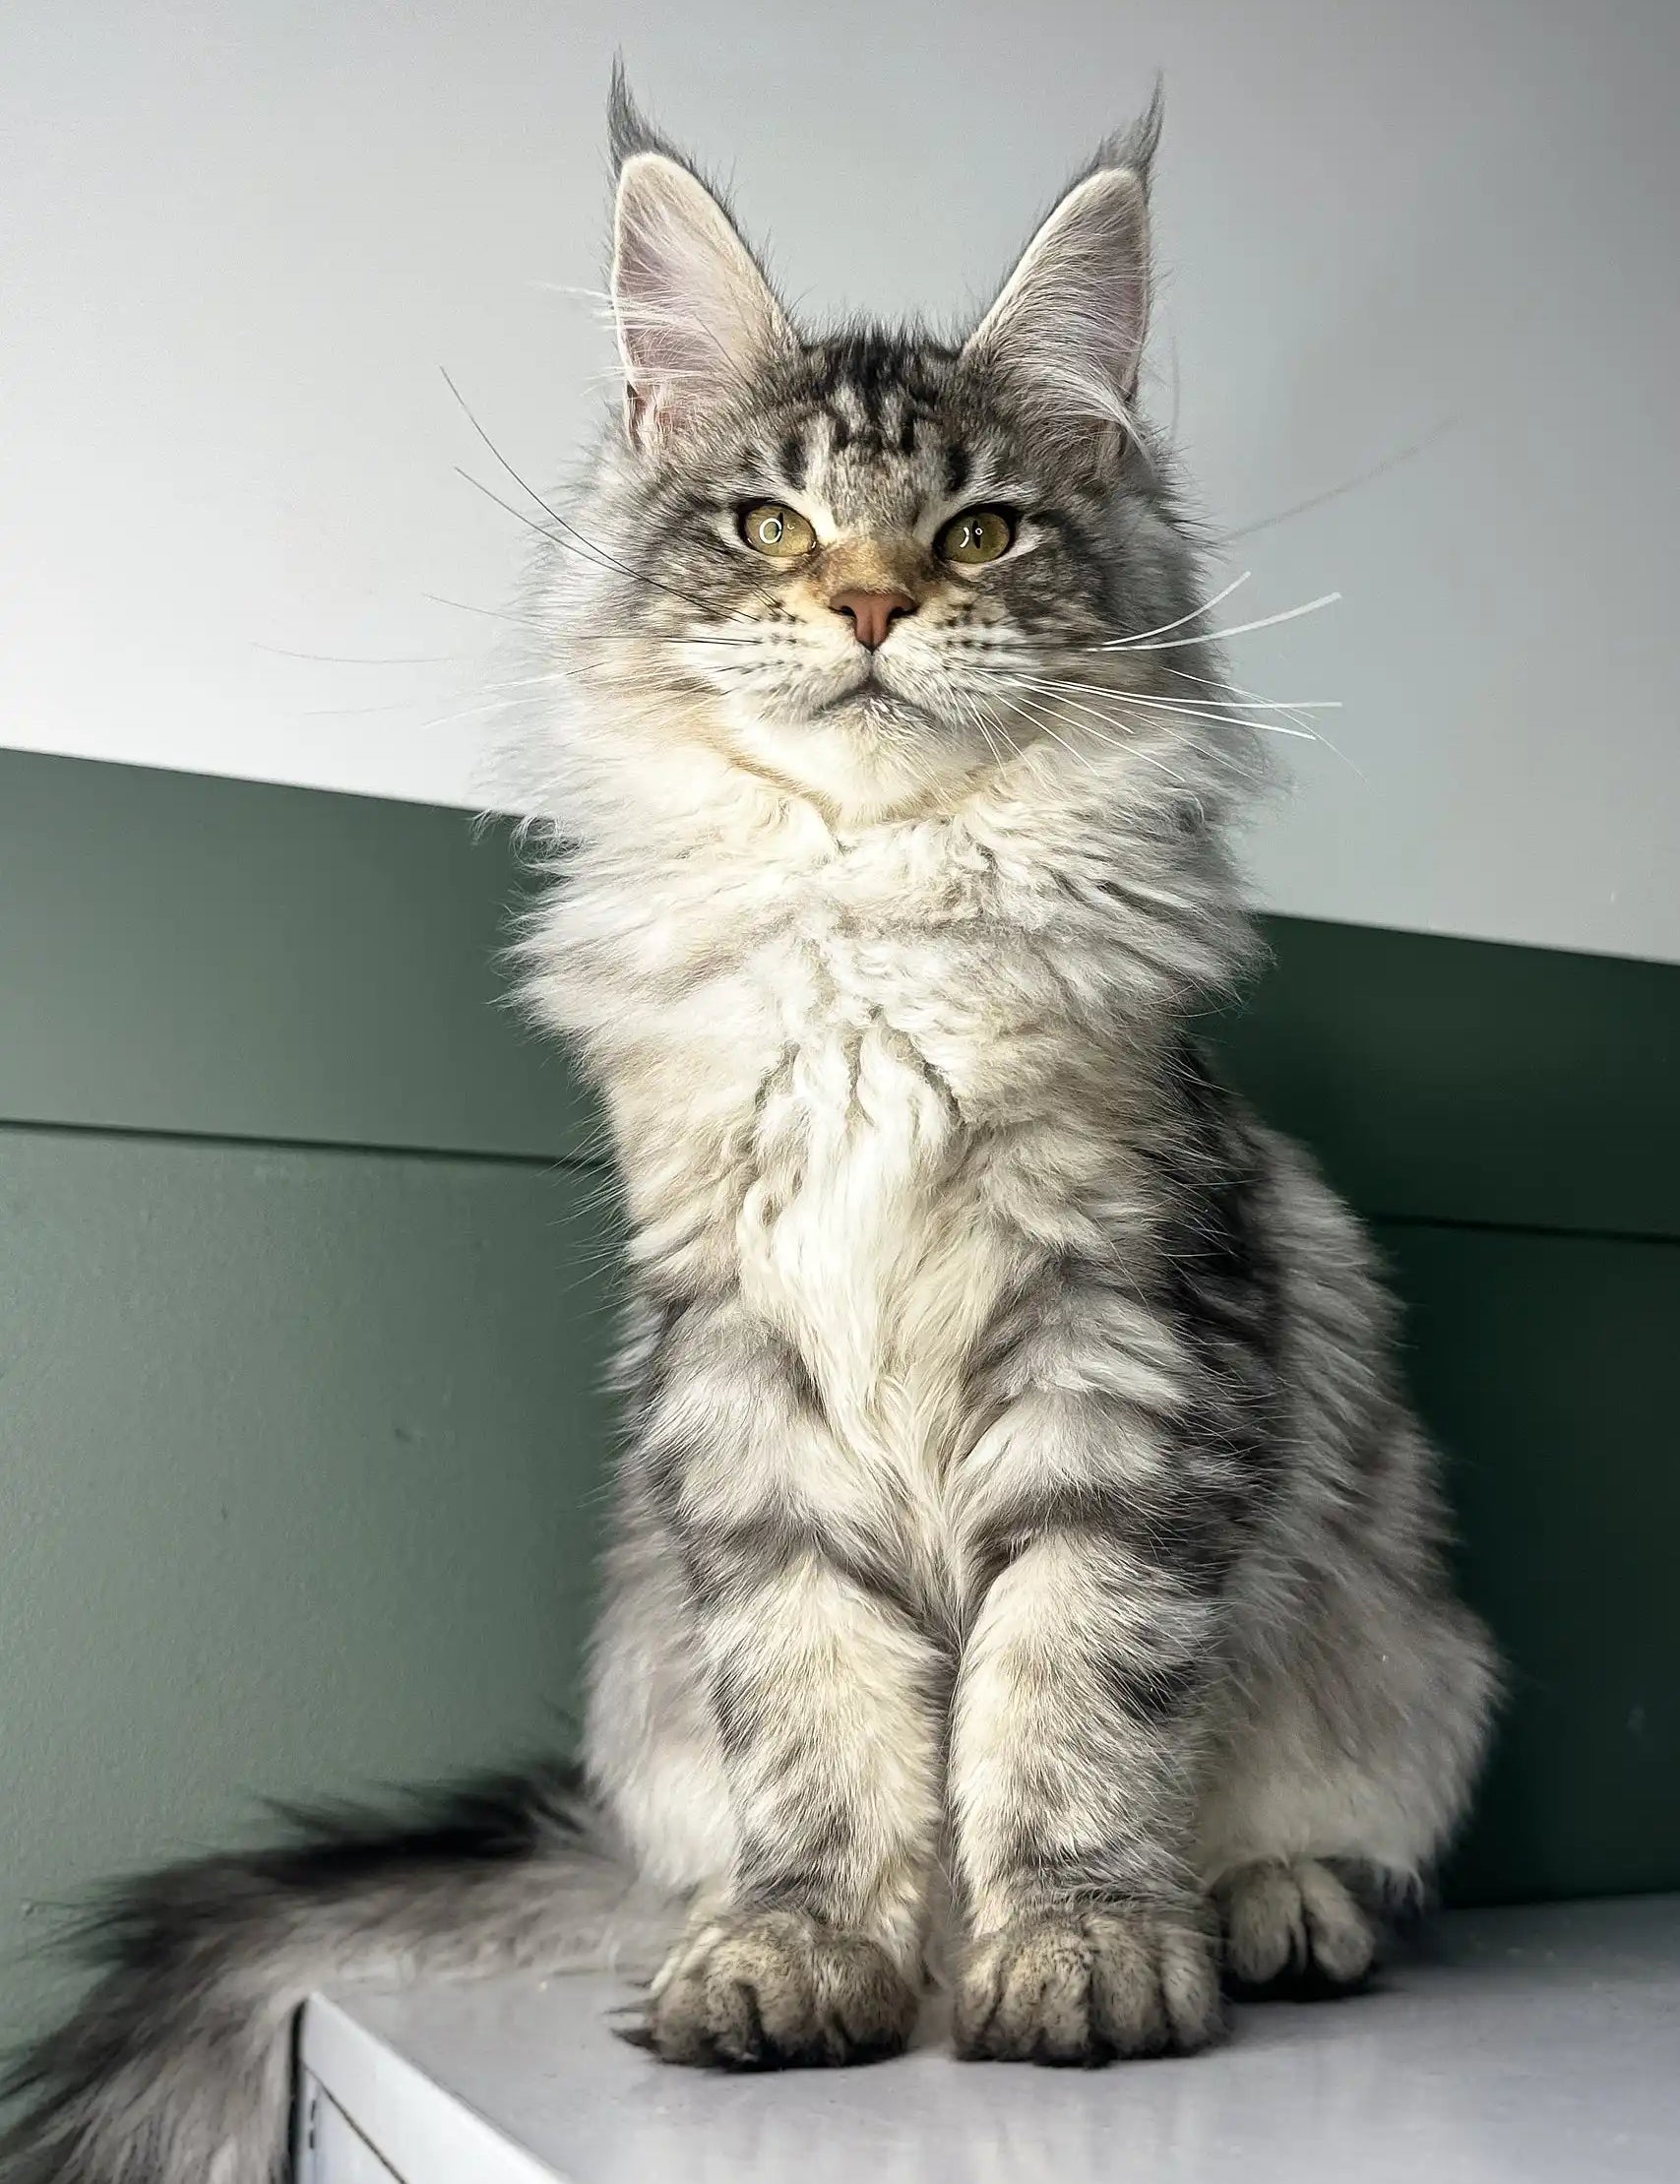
[2,72,1497,2181]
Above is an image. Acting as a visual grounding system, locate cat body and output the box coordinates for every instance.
[541,738,1489,2056]
[2,78,1496,2181]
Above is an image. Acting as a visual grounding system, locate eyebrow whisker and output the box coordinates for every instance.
[442,367,778,628]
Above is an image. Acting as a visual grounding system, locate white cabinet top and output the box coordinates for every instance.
[301,1895,1680,2184]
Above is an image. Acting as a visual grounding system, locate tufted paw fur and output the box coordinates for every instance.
[1216,1858,1378,2000]
[637,1909,918,2069]
[954,1903,1223,2065]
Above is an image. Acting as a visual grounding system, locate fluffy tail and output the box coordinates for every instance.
[1,1762,676,2184]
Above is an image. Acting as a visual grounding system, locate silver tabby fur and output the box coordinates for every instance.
[3,77,1496,2180]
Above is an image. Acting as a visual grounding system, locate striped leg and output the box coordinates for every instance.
[632,1298,943,2068]
[947,1381,1226,2063]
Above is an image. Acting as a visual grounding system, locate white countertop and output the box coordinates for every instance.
[300,1894,1680,2183]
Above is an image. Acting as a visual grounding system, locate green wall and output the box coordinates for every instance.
[0,1131,613,2053]
[2,749,1676,2054]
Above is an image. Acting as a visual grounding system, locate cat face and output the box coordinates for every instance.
[599,335,1198,811]
[545,86,1208,823]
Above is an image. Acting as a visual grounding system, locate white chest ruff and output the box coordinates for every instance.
[733,943,1000,1489]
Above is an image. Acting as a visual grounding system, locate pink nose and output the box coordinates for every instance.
[830,589,916,651]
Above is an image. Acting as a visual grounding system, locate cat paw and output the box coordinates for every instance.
[954,1903,1222,2064]
[1215,1858,1377,1999]
[637,1909,918,2069]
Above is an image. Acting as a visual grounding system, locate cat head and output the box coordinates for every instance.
[528,73,1240,832]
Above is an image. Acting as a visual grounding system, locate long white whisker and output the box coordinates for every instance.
[990,688,1104,778]
[993,682,1188,787]
[947,682,1007,766]
[1162,662,1332,750]
[999,675,1319,744]
[975,695,1037,771]
[1015,668,1365,779]
[1020,693,1204,803]
[1042,673,1342,714]
[1159,666,1362,778]
[967,690,1013,768]
[1105,571,1252,648]
[1093,591,1341,653]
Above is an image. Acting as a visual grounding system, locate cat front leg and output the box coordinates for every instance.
[628,1296,944,2068]
[947,1381,1228,2064]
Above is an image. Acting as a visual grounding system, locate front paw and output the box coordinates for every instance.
[639,1909,918,2069]
[955,1903,1222,2065]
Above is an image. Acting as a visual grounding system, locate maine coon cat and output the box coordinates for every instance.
[3,77,1496,2180]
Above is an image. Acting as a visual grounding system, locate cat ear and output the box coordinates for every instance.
[964,94,1161,426]
[608,76,791,451]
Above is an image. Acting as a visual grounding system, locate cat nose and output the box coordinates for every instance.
[830,589,916,651]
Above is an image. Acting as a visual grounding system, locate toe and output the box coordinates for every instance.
[957,1907,1222,2066]
[647,1912,914,2070]
[1219,1859,1377,2000]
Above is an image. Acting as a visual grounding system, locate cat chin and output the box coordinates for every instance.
[743,713,998,819]
[697,683,990,817]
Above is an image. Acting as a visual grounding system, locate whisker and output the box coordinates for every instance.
[1036,693,1200,800]
[960,689,1011,768]
[452,465,700,613]
[1161,665,1362,778]
[300,695,511,727]
[972,666,1316,746]
[1042,672,1342,713]
[1103,570,1253,648]
[442,367,777,630]
[971,695,1025,770]
[988,688,1102,779]
[422,592,529,623]
[421,588,758,658]
[253,646,457,666]
[988,680,1197,786]
[1217,424,1451,545]
[1163,662,1331,747]
[1092,591,1341,653]
[452,468,763,649]
[296,700,434,718]
[571,631,763,649]
[961,672,1301,777]
[1008,678,1318,741]
[1000,672,1363,778]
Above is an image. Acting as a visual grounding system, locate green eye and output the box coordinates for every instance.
[936,506,1015,565]
[739,502,817,557]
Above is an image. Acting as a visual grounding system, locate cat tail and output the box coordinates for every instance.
[1,1761,676,2184]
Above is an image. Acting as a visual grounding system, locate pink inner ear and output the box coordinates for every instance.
[964,165,1151,417]
[611,154,789,448]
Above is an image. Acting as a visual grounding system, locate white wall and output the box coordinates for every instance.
[4,0,1676,963]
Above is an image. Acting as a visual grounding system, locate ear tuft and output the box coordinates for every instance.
[607,59,670,174]
[964,91,1163,429]
[1090,77,1163,193]
[609,119,791,453]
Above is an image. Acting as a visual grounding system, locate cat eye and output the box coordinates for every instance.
[936,507,1016,565]
[739,502,818,557]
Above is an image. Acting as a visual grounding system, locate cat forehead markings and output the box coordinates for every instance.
[746,361,1014,531]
